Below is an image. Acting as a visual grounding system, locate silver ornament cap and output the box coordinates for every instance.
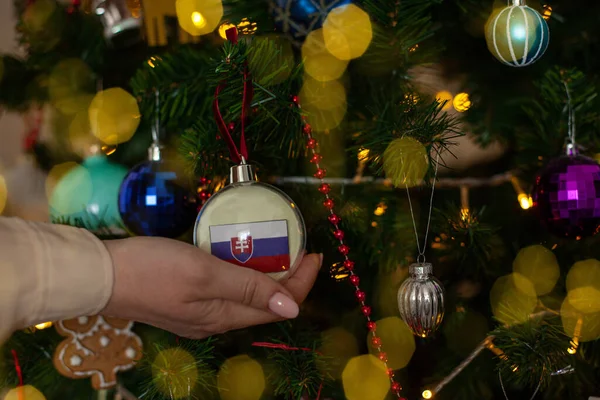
[397,263,445,338]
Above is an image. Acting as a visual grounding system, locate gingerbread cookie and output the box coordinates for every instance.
[53,316,143,390]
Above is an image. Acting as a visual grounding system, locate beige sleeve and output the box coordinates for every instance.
[0,217,114,341]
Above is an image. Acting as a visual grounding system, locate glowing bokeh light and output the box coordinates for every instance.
[0,174,6,215]
[217,355,265,400]
[319,327,359,378]
[435,91,453,111]
[490,273,537,325]
[237,18,257,35]
[518,193,533,209]
[561,297,600,342]
[299,77,347,132]
[383,137,429,188]
[542,5,552,20]
[45,162,79,201]
[566,287,600,314]
[566,259,600,292]
[176,0,223,36]
[512,245,559,296]
[47,163,93,216]
[22,0,56,33]
[422,389,433,399]
[452,92,471,112]
[151,348,198,399]
[48,59,94,115]
[342,355,389,400]
[367,317,415,369]
[4,385,46,400]
[302,29,349,82]
[89,88,141,146]
[323,4,373,61]
[218,22,236,39]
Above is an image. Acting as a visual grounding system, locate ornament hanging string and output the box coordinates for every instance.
[563,81,576,151]
[405,152,440,265]
[213,27,254,164]
[252,342,323,399]
[11,349,24,390]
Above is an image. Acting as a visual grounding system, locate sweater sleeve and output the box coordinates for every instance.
[0,217,114,342]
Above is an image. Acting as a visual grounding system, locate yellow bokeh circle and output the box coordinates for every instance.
[47,163,93,216]
[302,29,349,82]
[323,4,373,61]
[561,297,600,342]
[367,317,415,370]
[45,162,80,201]
[89,88,141,145]
[383,137,429,188]
[4,385,46,400]
[217,355,265,400]
[435,91,453,111]
[176,0,223,36]
[152,348,198,399]
[300,77,347,132]
[566,287,600,314]
[319,327,359,378]
[48,59,94,115]
[512,245,559,296]
[342,354,389,400]
[490,273,537,325]
[452,92,471,112]
[566,259,600,292]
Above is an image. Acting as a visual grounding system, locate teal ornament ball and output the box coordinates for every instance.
[485,0,549,67]
[49,155,128,234]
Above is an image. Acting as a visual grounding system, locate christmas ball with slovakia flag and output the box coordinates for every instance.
[194,161,306,281]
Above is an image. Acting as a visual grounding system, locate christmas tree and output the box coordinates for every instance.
[1,0,600,399]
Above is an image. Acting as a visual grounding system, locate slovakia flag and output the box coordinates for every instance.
[209,220,291,273]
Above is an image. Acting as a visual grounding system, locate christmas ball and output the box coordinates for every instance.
[49,155,128,233]
[397,263,445,337]
[92,0,144,47]
[485,0,549,67]
[118,159,197,238]
[532,155,600,238]
[4,385,46,400]
[194,164,306,281]
[270,0,352,46]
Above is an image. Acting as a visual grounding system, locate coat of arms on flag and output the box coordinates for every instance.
[209,220,291,273]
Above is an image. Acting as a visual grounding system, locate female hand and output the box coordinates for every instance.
[101,237,322,339]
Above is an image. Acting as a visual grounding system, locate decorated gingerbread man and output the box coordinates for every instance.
[53,316,143,390]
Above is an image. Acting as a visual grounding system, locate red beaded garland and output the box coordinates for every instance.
[355,290,366,302]
[333,229,344,240]
[303,124,312,135]
[391,382,402,393]
[343,260,355,270]
[228,122,235,131]
[361,305,371,316]
[314,168,326,179]
[338,244,350,255]
[199,191,209,200]
[323,199,335,209]
[372,336,382,346]
[307,138,318,149]
[378,352,388,362]
[387,368,395,377]
[318,183,331,194]
[292,95,299,104]
[349,275,360,286]
[367,321,377,331]
[328,214,341,224]
[310,153,323,163]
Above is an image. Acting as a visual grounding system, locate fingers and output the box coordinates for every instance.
[208,257,299,318]
[283,253,322,303]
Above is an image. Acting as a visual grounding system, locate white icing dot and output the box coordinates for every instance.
[77,316,88,325]
[70,355,82,366]
[100,336,110,347]
[125,347,136,359]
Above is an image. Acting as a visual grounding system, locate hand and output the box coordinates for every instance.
[101,237,322,339]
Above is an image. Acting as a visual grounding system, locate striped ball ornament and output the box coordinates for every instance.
[485,0,549,67]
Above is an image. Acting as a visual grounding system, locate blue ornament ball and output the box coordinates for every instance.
[485,1,549,67]
[49,155,128,233]
[118,159,197,238]
[270,0,352,46]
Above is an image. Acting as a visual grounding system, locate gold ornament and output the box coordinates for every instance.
[383,137,429,188]
[217,355,265,400]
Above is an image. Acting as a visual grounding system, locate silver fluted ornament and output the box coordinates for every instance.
[93,0,143,47]
[397,263,445,337]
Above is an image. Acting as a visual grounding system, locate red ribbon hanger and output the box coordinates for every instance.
[213,27,254,164]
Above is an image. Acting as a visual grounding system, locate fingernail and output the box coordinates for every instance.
[268,293,299,319]
[319,253,324,268]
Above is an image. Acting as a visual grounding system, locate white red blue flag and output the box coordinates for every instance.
[209,220,291,273]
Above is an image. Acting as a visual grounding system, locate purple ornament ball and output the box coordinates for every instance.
[532,155,600,238]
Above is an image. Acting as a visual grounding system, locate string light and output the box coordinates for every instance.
[460,186,470,221]
[568,318,582,354]
[34,322,53,330]
[374,202,387,216]
[191,11,206,28]
[358,148,370,161]
[452,93,471,112]
[422,389,433,399]
[542,5,552,20]
[237,18,257,34]
[218,22,236,39]
[409,44,419,52]
[518,193,533,210]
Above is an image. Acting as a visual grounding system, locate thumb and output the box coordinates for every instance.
[210,258,300,319]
